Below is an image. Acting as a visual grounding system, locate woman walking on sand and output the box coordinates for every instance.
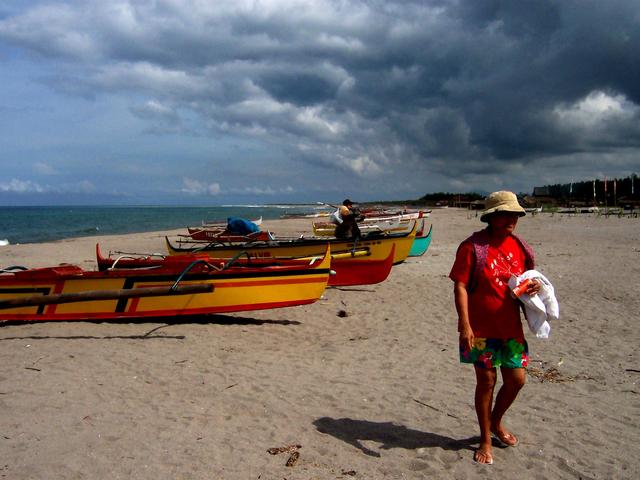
[449,191,540,465]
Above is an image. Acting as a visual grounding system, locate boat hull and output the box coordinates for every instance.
[328,243,395,286]
[409,223,433,257]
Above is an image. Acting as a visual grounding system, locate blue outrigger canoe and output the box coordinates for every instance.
[408,223,432,257]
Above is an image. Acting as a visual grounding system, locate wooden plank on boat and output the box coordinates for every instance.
[0,284,214,310]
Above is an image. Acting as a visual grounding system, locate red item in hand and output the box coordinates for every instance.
[512,278,532,297]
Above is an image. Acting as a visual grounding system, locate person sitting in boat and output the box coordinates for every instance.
[334,199,362,240]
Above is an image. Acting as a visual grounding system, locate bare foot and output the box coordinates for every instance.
[490,427,519,447]
[473,443,494,465]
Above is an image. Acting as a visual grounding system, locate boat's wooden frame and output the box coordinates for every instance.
[182,228,273,243]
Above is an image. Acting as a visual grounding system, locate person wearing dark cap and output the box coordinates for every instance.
[449,191,541,465]
[334,199,362,240]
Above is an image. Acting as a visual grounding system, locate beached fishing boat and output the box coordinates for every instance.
[312,216,414,236]
[166,221,417,266]
[311,209,430,237]
[97,243,395,287]
[0,247,331,322]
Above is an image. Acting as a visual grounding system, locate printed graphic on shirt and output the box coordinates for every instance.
[488,250,523,287]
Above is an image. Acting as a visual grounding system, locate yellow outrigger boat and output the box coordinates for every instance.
[0,247,331,322]
[166,221,418,266]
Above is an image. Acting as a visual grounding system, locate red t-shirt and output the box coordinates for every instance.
[449,235,526,339]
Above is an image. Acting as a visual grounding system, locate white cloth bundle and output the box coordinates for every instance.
[508,270,559,339]
[330,208,343,225]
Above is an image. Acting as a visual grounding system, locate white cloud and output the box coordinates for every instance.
[207,183,221,195]
[74,180,96,193]
[553,91,638,128]
[33,162,58,175]
[181,177,221,195]
[132,100,176,118]
[348,155,382,176]
[0,178,45,193]
[95,62,205,94]
[0,178,97,194]
[0,3,98,59]
[295,106,345,137]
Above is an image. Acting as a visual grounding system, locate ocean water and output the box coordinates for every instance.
[0,205,325,245]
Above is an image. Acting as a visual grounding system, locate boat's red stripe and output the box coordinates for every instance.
[44,281,65,316]
[128,297,141,313]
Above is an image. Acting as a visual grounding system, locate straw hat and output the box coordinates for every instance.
[480,191,526,222]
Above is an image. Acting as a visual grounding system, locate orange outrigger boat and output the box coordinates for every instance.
[0,247,331,322]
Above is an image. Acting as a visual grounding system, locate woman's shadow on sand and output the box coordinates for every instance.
[313,417,477,457]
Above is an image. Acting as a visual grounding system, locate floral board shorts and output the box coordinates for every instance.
[460,337,528,369]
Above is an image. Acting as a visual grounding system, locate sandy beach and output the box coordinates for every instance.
[0,208,639,479]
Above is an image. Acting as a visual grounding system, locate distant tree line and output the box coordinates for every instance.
[368,192,485,207]
[418,192,484,202]
[365,192,482,207]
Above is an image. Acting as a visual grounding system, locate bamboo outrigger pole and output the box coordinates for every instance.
[0,284,214,310]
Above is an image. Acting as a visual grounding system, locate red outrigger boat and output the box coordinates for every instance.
[0,248,331,322]
[96,242,395,287]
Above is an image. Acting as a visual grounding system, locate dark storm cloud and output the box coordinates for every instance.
[258,72,338,106]
[1,0,639,199]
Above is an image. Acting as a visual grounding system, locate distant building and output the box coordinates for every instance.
[530,186,555,206]
[469,200,484,210]
[533,186,550,197]
[452,195,484,209]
